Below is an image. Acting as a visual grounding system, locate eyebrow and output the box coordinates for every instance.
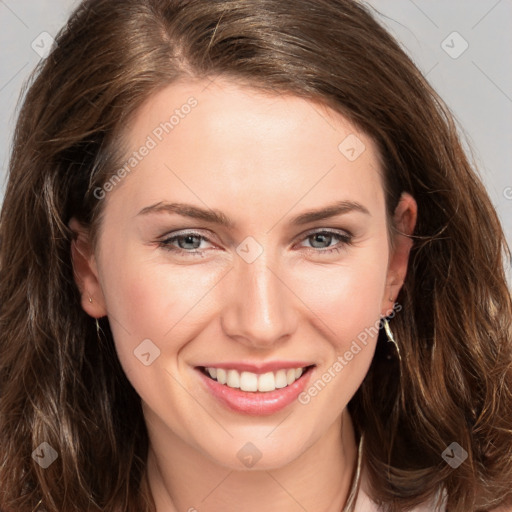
[137,200,370,227]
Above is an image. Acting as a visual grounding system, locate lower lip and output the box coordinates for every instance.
[197,367,314,416]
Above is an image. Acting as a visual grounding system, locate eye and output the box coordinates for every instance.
[158,231,214,257]
[298,229,353,255]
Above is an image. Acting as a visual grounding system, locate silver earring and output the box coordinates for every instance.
[88,296,101,336]
[383,317,402,363]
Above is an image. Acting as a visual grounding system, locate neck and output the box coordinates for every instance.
[146,408,359,512]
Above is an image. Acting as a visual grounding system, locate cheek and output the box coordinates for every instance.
[95,260,187,407]
[98,258,169,337]
[96,248,228,382]
[293,255,388,413]
[98,240,218,337]
[292,249,388,350]
[94,248,174,375]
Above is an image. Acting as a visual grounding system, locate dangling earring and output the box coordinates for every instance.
[88,296,101,336]
[383,317,406,407]
[383,317,402,363]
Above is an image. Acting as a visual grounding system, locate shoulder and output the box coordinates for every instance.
[353,468,512,512]
[352,467,447,512]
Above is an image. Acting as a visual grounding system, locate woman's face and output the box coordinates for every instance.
[71,78,415,470]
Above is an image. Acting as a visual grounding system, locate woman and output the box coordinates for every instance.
[0,0,511,511]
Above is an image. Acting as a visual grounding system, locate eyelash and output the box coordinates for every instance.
[158,229,353,257]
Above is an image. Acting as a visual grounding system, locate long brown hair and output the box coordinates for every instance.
[1,1,511,511]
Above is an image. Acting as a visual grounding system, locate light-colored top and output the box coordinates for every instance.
[352,467,447,511]
[343,432,447,512]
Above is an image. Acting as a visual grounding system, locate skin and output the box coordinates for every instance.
[70,78,417,512]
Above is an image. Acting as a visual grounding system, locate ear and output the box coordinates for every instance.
[381,192,417,317]
[69,217,107,318]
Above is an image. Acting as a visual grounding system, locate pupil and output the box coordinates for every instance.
[311,233,331,248]
[180,235,200,250]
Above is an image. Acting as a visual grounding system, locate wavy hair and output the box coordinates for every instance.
[1,0,511,511]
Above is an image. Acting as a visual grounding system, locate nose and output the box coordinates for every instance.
[220,252,298,349]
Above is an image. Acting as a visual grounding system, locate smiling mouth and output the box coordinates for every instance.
[199,365,315,393]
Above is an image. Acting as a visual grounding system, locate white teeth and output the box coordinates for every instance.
[240,371,258,392]
[258,371,275,392]
[275,369,288,388]
[216,368,227,384]
[204,366,308,392]
[226,369,240,388]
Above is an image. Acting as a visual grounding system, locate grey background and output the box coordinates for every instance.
[1,1,511,262]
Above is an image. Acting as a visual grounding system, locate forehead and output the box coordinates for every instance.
[109,77,385,222]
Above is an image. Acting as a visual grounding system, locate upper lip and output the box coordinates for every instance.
[196,361,315,374]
